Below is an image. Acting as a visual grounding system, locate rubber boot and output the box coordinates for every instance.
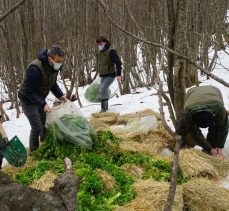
[100,99,108,113]
[104,99,108,111]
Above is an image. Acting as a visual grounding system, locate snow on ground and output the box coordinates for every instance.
[1,49,229,187]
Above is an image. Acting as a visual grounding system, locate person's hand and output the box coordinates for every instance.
[116,76,122,82]
[210,148,218,157]
[44,104,51,113]
[59,95,67,102]
[216,148,225,160]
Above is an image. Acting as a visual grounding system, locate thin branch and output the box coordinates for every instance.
[163,135,182,211]
[156,49,174,136]
[0,0,26,23]
[97,0,229,88]
[156,47,182,211]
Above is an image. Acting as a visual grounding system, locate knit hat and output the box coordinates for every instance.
[192,111,214,128]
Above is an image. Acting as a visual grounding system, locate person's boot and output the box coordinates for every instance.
[104,99,108,111]
[100,99,108,113]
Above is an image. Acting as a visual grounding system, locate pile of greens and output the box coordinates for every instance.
[15,130,188,210]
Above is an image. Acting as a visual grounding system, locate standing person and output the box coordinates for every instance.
[96,36,122,112]
[18,45,67,154]
[175,85,228,159]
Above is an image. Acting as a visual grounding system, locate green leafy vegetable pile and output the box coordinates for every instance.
[15,130,188,210]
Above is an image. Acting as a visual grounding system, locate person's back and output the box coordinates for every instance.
[176,85,228,159]
[184,86,224,109]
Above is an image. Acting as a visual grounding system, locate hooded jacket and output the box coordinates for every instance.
[184,86,228,151]
[18,49,63,107]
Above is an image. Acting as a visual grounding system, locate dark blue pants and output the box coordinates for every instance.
[20,101,46,152]
[99,76,115,100]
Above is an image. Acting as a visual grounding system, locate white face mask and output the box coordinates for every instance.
[50,58,62,70]
[98,43,105,51]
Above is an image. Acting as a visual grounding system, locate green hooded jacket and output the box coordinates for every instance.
[184,86,228,151]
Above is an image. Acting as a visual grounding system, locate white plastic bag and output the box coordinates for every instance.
[111,115,158,137]
[46,101,95,149]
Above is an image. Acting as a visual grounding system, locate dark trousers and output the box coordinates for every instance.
[99,76,115,100]
[21,101,46,152]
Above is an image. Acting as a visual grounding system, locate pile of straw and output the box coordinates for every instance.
[116,180,183,211]
[118,127,173,155]
[29,170,57,191]
[120,164,144,180]
[2,153,38,179]
[117,109,160,125]
[177,149,229,179]
[90,112,119,130]
[119,141,161,156]
[96,169,116,191]
[183,178,229,211]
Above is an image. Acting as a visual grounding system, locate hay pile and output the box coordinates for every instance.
[90,112,119,130]
[29,170,58,191]
[120,164,144,180]
[116,180,183,211]
[2,154,38,179]
[96,169,116,191]
[90,109,174,156]
[116,109,160,125]
[176,149,229,179]
[183,178,229,211]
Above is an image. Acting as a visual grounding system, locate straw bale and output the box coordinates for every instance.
[29,170,58,192]
[118,127,173,155]
[96,169,116,191]
[117,180,183,211]
[2,153,38,179]
[90,112,119,130]
[90,118,111,131]
[91,112,119,124]
[120,164,144,180]
[117,109,160,125]
[119,141,161,156]
[177,149,229,179]
[183,178,229,211]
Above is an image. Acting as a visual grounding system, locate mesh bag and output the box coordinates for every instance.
[46,101,95,149]
[84,76,111,102]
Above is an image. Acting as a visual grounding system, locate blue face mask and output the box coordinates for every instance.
[50,58,62,70]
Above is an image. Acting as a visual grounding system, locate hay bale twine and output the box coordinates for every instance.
[183,178,229,211]
[96,169,116,191]
[120,164,144,180]
[117,180,183,211]
[177,149,229,179]
[29,170,58,192]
